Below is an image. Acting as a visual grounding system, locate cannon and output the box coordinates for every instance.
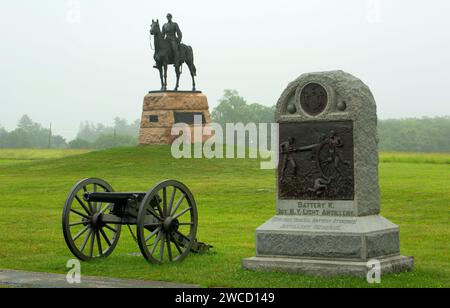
[62,178,210,264]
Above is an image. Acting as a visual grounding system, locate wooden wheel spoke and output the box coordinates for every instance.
[70,221,87,227]
[154,195,164,218]
[170,193,186,216]
[178,222,194,226]
[71,208,89,219]
[75,196,91,215]
[149,231,162,256]
[73,225,89,241]
[162,188,167,217]
[172,207,192,220]
[167,187,177,216]
[172,235,183,254]
[174,230,191,243]
[104,224,117,233]
[80,228,93,253]
[166,234,173,261]
[146,207,162,221]
[89,230,95,257]
[145,227,161,243]
[98,204,111,215]
[159,233,165,262]
[96,230,103,256]
[99,228,112,246]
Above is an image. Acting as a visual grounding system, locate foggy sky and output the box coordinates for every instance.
[1,0,449,139]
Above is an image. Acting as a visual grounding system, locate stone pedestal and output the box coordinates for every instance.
[243,71,414,277]
[242,215,414,277]
[139,91,212,145]
[243,255,414,277]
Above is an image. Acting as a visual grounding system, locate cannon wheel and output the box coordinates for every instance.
[62,178,121,261]
[136,180,198,264]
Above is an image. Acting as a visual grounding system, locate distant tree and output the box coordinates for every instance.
[212,90,275,125]
[69,138,92,149]
[17,115,37,131]
[212,90,248,125]
[76,121,101,143]
[75,118,139,144]
[113,117,140,136]
[11,115,41,147]
[0,124,8,147]
[211,90,276,147]
[378,116,450,152]
[246,103,276,123]
[0,115,67,148]
[93,133,137,149]
[51,135,68,148]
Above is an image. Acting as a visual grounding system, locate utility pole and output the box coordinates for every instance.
[113,128,117,147]
[48,123,52,149]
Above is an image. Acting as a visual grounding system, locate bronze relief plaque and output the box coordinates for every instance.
[174,112,206,124]
[299,83,328,116]
[278,121,354,200]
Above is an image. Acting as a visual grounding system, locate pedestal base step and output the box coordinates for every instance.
[242,255,413,277]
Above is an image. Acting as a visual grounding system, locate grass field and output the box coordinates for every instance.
[0,149,91,166]
[0,147,448,288]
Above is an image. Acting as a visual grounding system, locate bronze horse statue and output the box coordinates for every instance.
[150,19,197,91]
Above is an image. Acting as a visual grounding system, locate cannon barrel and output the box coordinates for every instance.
[83,192,146,204]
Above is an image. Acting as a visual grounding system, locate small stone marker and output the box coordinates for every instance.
[243,71,414,277]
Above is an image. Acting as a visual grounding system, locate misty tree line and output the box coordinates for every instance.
[0,115,139,149]
[0,90,449,152]
[70,119,140,149]
[211,90,450,153]
[378,117,450,152]
[0,115,66,148]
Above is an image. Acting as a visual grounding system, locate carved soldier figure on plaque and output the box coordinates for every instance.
[307,177,333,196]
[324,130,351,177]
[280,137,298,181]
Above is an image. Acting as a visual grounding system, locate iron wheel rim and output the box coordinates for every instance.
[136,180,198,264]
[62,178,121,261]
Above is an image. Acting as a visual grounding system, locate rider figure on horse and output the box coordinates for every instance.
[150,14,197,91]
[162,13,182,67]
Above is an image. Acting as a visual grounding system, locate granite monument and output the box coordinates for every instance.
[243,70,414,277]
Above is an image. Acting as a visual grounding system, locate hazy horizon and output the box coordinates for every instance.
[1,0,449,139]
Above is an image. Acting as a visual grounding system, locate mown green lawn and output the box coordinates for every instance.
[0,147,448,288]
[0,149,91,166]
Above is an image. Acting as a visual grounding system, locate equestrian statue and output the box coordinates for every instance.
[150,14,197,91]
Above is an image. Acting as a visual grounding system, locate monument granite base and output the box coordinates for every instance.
[243,255,413,277]
[242,215,414,277]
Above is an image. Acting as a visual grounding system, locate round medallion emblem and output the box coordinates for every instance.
[300,83,328,116]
